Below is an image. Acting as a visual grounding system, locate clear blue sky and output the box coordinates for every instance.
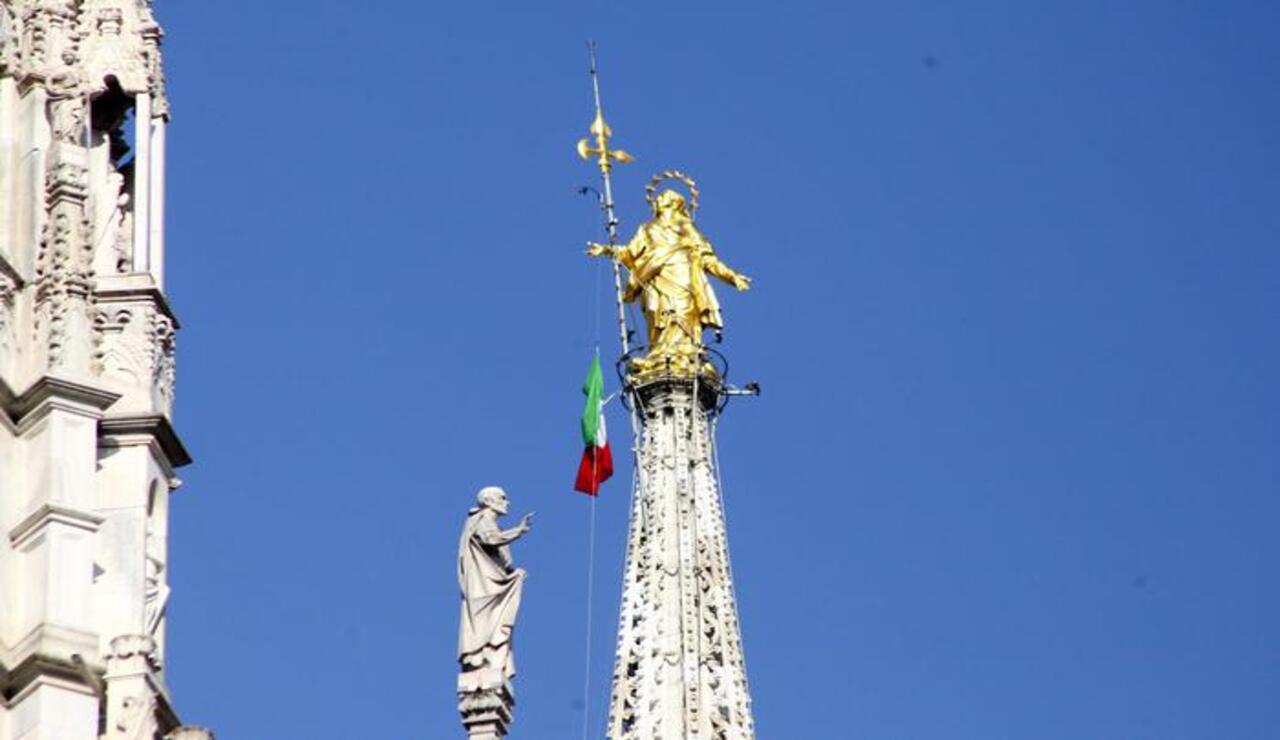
[157,2,1279,737]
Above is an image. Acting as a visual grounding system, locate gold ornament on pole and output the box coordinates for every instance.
[577,112,634,173]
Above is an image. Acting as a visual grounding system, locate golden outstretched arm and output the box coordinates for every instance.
[587,241,637,273]
[702,250,752,292]
[586,241,752,292]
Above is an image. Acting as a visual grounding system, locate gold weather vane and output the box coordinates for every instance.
[578,42,635,356]
[577,111,634,172]
[577,44,633,174]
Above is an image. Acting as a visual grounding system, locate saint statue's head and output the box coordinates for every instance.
[476,486,510,515]
[652,189,691,221]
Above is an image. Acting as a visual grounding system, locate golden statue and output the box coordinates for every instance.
[588,172,751,378]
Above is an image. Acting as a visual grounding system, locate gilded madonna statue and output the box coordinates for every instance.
[588,173,751,378]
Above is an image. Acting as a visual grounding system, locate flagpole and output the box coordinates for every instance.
[575,45,646,738]
[581,41,632,358]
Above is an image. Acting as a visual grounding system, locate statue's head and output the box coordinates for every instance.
[477,486,509,515]
[645,172,699,220]
[652,189,690,220]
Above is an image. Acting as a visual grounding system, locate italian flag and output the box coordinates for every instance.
[574,355,614,495]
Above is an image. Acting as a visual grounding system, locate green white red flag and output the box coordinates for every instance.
[574,355,614,495]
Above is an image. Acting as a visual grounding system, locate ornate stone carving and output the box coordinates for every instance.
[143,526,168,638]
[97,169,134,273]
[104,634,161,740]
[150,310,175,409]
[109,633,158,664]
[4,0,166,99]
[93,306,143,380]
[91,300,176,412]
[112,692,157,739]
[141,18,166,116]
[19,0,83,84]
[0,272,17,361]
[50,94,86,145]
[34,204,94,369]
[113,192,134,271]
[96,6,122,34]
[0,3,20,74]
[80,0,148,93]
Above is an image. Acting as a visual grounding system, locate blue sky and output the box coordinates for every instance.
[157,2,1279,737]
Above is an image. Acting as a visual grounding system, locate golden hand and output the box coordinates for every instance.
[732,274,752,291]
[586,242,614,258]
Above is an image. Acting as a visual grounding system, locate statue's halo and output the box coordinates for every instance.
[646,170,700,214]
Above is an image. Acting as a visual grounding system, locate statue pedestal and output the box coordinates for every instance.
[458,681,514,739]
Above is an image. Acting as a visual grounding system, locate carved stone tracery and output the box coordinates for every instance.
[150,310,174,406]
[34,173,94,370]
[19,0,82,85]
[81,0,148,94]
[4,0,167,101]
[92,294,177,414]
[0,4,20,75]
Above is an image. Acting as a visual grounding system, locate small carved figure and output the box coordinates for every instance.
[143,539,168,637]
[588,177,751,378]
[111,186,133,272]
[457,486,532,696]
[51,96,87,145]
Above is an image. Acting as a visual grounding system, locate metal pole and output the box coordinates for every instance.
[586,42,631,357]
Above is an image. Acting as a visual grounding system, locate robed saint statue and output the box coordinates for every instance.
[457,486,532,696]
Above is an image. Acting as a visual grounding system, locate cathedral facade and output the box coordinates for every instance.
[0,2,208,737]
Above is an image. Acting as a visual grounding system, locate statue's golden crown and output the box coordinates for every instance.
[645,170,701,215]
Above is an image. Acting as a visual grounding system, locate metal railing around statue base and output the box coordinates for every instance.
[615,345,758,417]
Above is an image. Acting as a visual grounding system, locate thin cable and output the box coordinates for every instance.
[585,212,603,347]
[581,491,598,740]
[580,243,606,739]
[594,246,604,348]
[709,416,752,699]
[687,370,703,734]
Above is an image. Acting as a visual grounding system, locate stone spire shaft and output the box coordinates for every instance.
[607,377,753,739]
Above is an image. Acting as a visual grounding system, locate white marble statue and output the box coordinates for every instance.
[457,486,532,695]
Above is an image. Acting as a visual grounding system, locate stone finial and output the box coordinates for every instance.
[109,633,156,657]
[105,633,159,676]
